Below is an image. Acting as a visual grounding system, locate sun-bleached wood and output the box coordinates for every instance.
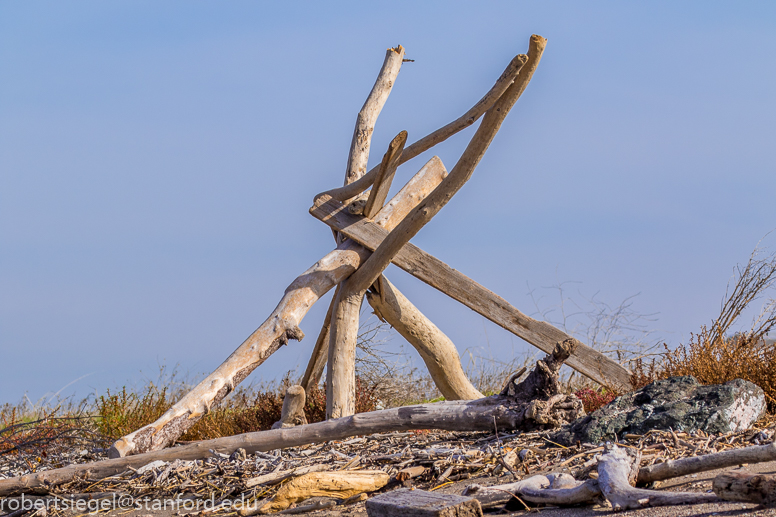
[327,157,449,419]
[109,159,448,458]
[364,131,407,219]
[366,276,483,400]
[315,53,527,205]
[598,445,719,510]
[343,46,405,188]
[326,283,364,418]
[299,288,336,393]
[637,441,776,484]
[713,470,776,507]
[271,385,307,429]
[310,195,633,389]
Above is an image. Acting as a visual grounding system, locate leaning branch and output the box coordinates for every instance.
[316,53,528,204]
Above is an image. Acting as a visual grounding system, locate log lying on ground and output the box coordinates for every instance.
[713,470,776,507]
[637,441,776,484]
[109,157,448,458]
[2,342,580,496]
[598,445,719,510]
[245,470,391,515]
[366,276,483,400]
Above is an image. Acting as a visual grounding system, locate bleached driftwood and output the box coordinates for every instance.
[637,441,776,484]
[109,157,448,458]
[343,46,405,188]
[2,342,580,496]
[366,276,483,400]
[317,53,528,205]
[713,470,776,507]
[463,475,549,508]
[327,41,544,417]
[246,470,390,515]
[298,289,336,393]
[598,445,719,510]
[271,385,307,429]
[363,131,407,218]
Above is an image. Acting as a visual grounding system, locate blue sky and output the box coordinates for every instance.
[1,2,775,404]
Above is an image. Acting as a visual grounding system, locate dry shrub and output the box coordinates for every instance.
[95,377,380,441]
[573,387,617,413]
[633,240,776,409]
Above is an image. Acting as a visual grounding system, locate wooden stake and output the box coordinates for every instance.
[366,276,483,400]
[271,385,308,429]
[363,130,407,219]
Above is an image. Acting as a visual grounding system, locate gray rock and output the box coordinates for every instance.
[552,376,766,446]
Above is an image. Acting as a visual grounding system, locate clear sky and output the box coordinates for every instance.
[1,1,775,404]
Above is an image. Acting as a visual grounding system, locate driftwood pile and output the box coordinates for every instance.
[102,33,633,461]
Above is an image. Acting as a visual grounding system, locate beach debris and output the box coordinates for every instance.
[366,488,482,517]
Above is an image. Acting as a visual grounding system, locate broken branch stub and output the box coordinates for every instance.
[109,157,447,458]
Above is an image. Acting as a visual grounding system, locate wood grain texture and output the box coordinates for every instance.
[366,276,483,400]
[310,196,633,389]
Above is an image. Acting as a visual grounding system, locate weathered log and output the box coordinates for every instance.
[250,470,390,514]
[598,445,719,510]
[463,476,549,508]
[366,276,483,400]
[271,385,307,429]
[713,470,776,507]
[343,46,405,188]
[366,488,483,517]
[326,282,365,418]
[317,53,528,205]
[2,343,580,496]
[637,441,776,484]
[310,195,633,389]
[109,157,448,458]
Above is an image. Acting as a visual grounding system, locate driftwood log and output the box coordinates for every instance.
[713,470,776,507]
[0,342,581,496]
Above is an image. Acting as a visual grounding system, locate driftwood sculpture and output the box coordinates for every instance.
[103,34,632,459]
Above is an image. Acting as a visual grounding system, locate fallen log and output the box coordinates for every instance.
[637,441,776,484]
[1,342,581,496]
[713,470,776,507]
[109,155,448,458]
[243,470,390,515]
